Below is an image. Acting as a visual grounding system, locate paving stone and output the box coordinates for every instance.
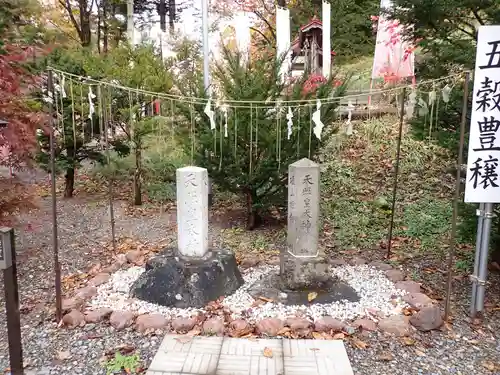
[146,335,354,375]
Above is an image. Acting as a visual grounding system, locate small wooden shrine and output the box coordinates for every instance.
[291,17,335,77]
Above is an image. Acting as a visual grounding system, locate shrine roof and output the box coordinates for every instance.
[300,17,323,32]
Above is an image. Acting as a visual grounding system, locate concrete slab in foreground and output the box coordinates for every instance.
[146,334,353,375]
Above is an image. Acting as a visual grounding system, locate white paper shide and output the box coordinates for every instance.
[465,26,500,203]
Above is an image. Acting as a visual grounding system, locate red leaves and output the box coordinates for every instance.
[0,43,48,167]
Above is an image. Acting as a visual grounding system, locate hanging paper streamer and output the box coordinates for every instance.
[418,97,428,117]
[312,99,325,140]
[406,90,417,118]
[204,99,216,130]
[286,107,293,140]
[276,6,291,84]
[322,1,332,78]
[428,90,436,106]
[221,104,228,137]
[88,86,96,119]
[442,85,452,103]
[60,75,67,98]
[345,100,355,136]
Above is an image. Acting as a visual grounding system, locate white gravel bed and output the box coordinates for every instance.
[88,264,408,322]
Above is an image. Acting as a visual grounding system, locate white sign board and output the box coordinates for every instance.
[465,25,500,203]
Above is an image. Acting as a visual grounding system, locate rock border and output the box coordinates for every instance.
[60,256,444,337]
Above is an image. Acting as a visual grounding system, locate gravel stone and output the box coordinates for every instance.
[135,313,168,333]
[410,306,443,332]
[395,280,421,293]
[403,293,434,308]
[353,318,377,332]
[171,317,197,332]
[385,270,405,283]
[84,308,113,323]
[314,316,345,332]
[109,310,135,330]
[378,315,410,336]
[256,318,284,336]
[62,310,85,329]
[202,317,224,336]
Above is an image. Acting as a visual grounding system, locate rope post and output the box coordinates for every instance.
[386,87,406,259]
[445,71,470,321]
[47,68,63,323]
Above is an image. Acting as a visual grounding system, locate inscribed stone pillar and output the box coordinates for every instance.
[282,158,327,290]
[176,166,209,258]
[287,158,320,256]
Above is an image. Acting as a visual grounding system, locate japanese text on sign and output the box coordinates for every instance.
[465,26,500,203]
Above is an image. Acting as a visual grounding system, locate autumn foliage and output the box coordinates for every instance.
[0,44,47,168]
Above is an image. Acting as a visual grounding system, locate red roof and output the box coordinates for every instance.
[300,17,323,32]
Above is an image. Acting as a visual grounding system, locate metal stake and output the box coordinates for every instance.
[1,228,23,374]
[386,87,406,259]
[475,203,494,315]
[48,69,63,322]
[471,203,485,317]
[444,71,470,320]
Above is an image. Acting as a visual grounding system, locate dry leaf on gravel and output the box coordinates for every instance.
[277,327,291,335]
[375,352,394,361]
[263,347,273,358]
[312,332,324,340]
[352,338,368,349]
[307,292,318,302]
[402,337,415,346]
[333,332,345,340]
[186,328,201,337]
[482,361,499,372]
[258,296,274,303]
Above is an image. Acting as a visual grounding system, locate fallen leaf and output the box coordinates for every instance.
[277,327,291,335]
[258,296,274,303]
[332,332,345,340]
[56,351,71,361]
[174,336,193,344]
[402,337,415,346]
[352,338,368,349]
[186,328,202,337]
[482,361,498,371]
[312,331,324,340]
[375,351,394,361]
[307,292,318,302]
[263,347,273,358]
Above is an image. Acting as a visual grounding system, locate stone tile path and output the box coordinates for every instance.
[146,334,353,375]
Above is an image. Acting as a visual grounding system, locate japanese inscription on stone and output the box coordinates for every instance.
[176,166,209,257]
[287,158,320,256]
[465,26,500,203]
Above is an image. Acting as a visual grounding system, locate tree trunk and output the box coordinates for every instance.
[80,6,92,47]
[97,7,102,53]
[169,0,175,33]
[245,188,261,230]
[133,146,142,205]
[64,167,75,198]
[492,217,500,271]
[103,0,109,53]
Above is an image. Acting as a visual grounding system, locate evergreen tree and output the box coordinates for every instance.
[175,47,348,229]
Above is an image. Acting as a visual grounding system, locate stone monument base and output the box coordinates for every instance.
[248,270,359,306]
[130,248,244,309]
[280,252,332,290]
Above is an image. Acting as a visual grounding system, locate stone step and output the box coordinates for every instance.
[146,334,354,375]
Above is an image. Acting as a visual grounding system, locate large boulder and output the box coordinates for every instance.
[131,248,243,308]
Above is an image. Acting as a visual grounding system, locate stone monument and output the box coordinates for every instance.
[131,166,243,308]
[247,158,359,305]
[281,158,329,290]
